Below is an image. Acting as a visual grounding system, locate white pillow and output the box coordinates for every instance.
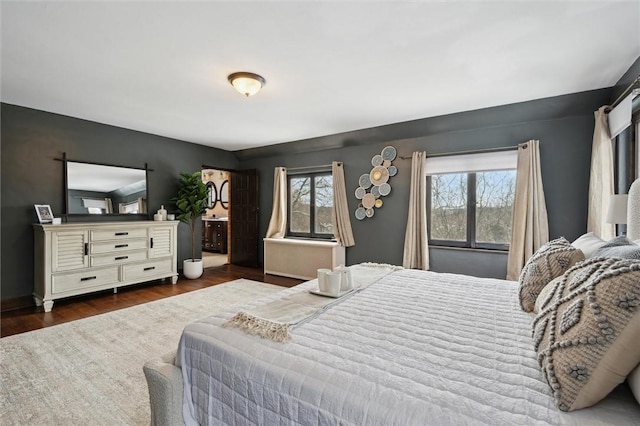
[571,232,606,258]
[630,364,640,405]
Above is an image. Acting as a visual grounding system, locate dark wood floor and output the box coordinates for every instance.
[0,265,303,338]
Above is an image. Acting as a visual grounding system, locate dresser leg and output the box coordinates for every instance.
[113,287,118,294]
[33,295,43,307]
[43,300,54,312]
[172,275,178,285]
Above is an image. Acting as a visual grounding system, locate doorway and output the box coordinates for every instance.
[201,168,230,268]
[201,166,260,268]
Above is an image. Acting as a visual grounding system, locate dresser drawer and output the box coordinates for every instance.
[52,267,119,294]
[122,258,173,281]
[90,250,147,267]
[91,238,147,254]
[90,228,148,241]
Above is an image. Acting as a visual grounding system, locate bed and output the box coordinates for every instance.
[171,180,640,425]
[177,269,638,424]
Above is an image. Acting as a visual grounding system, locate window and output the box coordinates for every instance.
[287,172,333,239]
[119,200,140,214]
[82,198,108,214]
[426,151,517,250]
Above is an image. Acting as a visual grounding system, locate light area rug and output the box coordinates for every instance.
[0,279,284,426]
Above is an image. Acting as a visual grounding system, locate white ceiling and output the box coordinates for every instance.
[1,1,639,152]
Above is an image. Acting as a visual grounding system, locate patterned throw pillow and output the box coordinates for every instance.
[532,257,640,411]
[519,238,585,312]
[534,276,562,314]
[593,236,640,260]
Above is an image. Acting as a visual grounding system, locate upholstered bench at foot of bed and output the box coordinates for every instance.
[143,350,185,426]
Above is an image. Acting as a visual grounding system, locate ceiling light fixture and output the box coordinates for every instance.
[228,72,265,97]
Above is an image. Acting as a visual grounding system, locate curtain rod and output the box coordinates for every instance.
[399,145,518,160]
[286,163,335,171]
[607,74,640,111]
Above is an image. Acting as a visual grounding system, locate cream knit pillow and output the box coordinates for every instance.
[519,238,585,312]
[532,257,640,411]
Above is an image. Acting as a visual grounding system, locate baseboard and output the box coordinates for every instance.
[1,295,35,312]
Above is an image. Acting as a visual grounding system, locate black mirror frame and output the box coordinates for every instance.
[219,180,229,210]
[206,181,218,209]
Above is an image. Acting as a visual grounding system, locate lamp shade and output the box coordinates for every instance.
[606,194,628,224]
[228,72,265,97]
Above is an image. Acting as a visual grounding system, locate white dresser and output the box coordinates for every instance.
[33,221,179,312]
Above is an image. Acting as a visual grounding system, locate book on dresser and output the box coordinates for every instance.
[33,221,179,312]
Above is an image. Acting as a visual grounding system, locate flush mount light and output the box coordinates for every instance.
[228,72,266,97]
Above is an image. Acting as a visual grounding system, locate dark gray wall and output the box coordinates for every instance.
[1,103,239,300]
[1,81,627,300]
[238,89,612,279]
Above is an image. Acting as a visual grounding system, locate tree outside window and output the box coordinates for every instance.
[429,170,515,249]
[288,173,333,239]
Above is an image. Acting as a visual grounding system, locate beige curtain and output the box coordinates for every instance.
[331,161,355,247]
[265,167,287,238]
[506,140,549,280]
[587,106,615,240]
[403,151,429,270]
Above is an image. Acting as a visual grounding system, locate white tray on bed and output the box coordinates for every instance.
[309,288,356,298]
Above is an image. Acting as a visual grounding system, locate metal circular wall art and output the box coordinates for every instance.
[354,145,398,220]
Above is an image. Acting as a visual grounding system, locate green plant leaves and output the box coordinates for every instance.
[170,171,208,260]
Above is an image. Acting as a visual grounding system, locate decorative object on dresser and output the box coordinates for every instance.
[202,218,228,253]
[171,171,208,279]
[34,204,54,223]
[33,221,178,312]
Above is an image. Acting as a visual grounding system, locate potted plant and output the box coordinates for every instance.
[172,171,208,279]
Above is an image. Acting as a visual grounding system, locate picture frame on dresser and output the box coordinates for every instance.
[34,204,53,223]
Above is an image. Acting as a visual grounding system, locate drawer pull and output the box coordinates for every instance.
[115,256,129,260]
[115,244,128,248]
[80,276,97,281]
[143,266,156,271]
[84,243,88,256]
[150,237,154,249]
[115,232,129,236]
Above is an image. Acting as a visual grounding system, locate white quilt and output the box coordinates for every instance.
[178,268,640,425]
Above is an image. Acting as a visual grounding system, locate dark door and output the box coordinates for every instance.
[230,169,259,267]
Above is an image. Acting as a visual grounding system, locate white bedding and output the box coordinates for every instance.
[177,268,640,425]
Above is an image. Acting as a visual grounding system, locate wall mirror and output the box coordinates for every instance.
[206,182,218,208]
[65,161,148,215]
[202,168,229,216]
[219,180,229,209]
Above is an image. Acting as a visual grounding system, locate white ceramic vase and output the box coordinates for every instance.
[183,259,203,279]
